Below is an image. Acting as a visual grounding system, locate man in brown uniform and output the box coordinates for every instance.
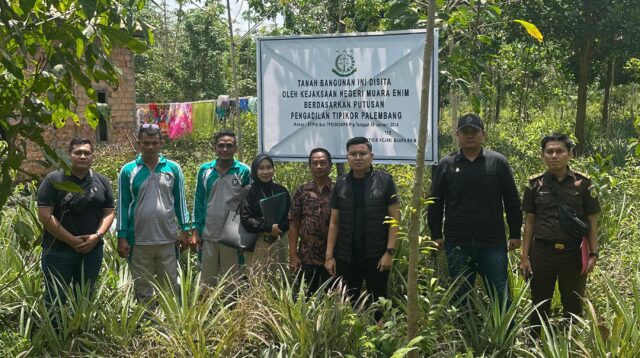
[288,148,334,295]
[520,133,600,336]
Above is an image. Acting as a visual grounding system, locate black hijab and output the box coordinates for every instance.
[250,153,275,192]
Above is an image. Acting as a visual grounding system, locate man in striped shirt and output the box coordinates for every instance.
[117,124,190,303]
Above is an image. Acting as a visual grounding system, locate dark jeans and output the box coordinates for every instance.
[445,243,511,308]
[295,264,331,296]
[41,242,104,306]
[529,240,586,335]
[336,258,389,321]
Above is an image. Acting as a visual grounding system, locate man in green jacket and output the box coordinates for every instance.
[193,130,250,286]
[117,124,190,303]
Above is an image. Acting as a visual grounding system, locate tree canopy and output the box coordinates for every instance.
[0,0,151,210]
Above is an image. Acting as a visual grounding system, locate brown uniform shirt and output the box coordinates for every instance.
[289,180,333,265]
[523,169,600,243]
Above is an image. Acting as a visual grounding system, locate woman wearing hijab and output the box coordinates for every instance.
[241,154,291,270]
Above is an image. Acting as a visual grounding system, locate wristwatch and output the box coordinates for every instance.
[385,248,396,255]
[95,231,105,240]
[589,252,599,259]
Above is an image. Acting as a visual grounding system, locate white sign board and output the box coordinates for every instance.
[256,30,438,164]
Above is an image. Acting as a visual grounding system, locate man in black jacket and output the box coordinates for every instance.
[325,137,400,320]
[427,113,522,308]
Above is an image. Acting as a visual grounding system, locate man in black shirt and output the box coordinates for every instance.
[325,137,400,321]
[427,113,522,308]
[37,138,115,306]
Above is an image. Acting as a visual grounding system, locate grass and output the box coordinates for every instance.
[1,112,639,356]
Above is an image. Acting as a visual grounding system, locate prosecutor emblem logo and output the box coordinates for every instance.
[332,49,357,77]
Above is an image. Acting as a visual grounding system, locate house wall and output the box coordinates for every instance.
[22,47,137,176]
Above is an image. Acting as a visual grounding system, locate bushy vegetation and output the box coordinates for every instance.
[1,105,639,356]
[2,1,639,355]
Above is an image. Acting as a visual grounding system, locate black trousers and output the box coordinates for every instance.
[336,258,389,321]
[295,264,331,296]
[529,240,587,333]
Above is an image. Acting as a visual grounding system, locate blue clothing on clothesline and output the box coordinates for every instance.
[239,98,249,111]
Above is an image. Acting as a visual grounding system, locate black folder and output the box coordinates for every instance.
[260,191,287,226]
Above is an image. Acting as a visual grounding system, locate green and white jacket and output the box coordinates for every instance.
[192,159,251,241]
[117,155,190,246]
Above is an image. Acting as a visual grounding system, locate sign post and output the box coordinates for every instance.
[257,30,439,165]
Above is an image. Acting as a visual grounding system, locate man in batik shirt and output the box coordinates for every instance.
[288,148,334,295]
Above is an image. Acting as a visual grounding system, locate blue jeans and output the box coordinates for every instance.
[41,242,104,306]
[445,243,511,308]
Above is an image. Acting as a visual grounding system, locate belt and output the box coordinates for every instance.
[534,239,580,250]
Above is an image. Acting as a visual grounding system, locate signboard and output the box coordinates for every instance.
[256,30,438,164]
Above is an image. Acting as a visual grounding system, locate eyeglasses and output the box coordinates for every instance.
[141,123,160,129]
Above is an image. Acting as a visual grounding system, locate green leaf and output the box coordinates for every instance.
[52,180,84,193]
[11,3,24,16]
[14,220,35,250]
[8,152,25,170]
[75,38,85,59]
[97,25,134,47]
[126,37,149,52]
[477,35,492,45]
[20,0,37,15]
[85,104,99,129]
[0,47,24,80]
[43,145,71,170]
[391,336,424,358]
[79,0,97,18]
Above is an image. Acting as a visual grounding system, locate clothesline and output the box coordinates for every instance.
[135,97,258,140]
[136,96,256,106]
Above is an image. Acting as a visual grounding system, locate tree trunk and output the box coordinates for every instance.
[601,56,615,134]
[225,0,241,159]
[575,17,594,155]
[449,38,458,146]
[407,1,437,357]
[163,0,169,64]
[494,74,501,123]
[518,49,528,121]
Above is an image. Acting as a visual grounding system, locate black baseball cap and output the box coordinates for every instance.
[457,113,484,130]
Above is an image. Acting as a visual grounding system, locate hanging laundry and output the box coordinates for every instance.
[239,98,249,112]
[191,101,216,138]
[148,103,170,137]
[216,95,230,121]
[168,103,193,139]
[248,97,257,114]
[216,106,226,121]
[136,106,151,128]
[137,99,219,140]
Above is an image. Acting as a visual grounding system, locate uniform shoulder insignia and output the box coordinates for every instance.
[573,170,591,179]
[526,172,543,189]
[528,172,544,181]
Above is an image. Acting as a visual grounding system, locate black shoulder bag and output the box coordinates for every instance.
[545,172,591,239]
[60,170,96,214]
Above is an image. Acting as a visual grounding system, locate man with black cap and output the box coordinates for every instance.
[427,113,522,309]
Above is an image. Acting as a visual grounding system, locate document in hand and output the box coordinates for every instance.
[580,237,589,274]
[260,191,287,226]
